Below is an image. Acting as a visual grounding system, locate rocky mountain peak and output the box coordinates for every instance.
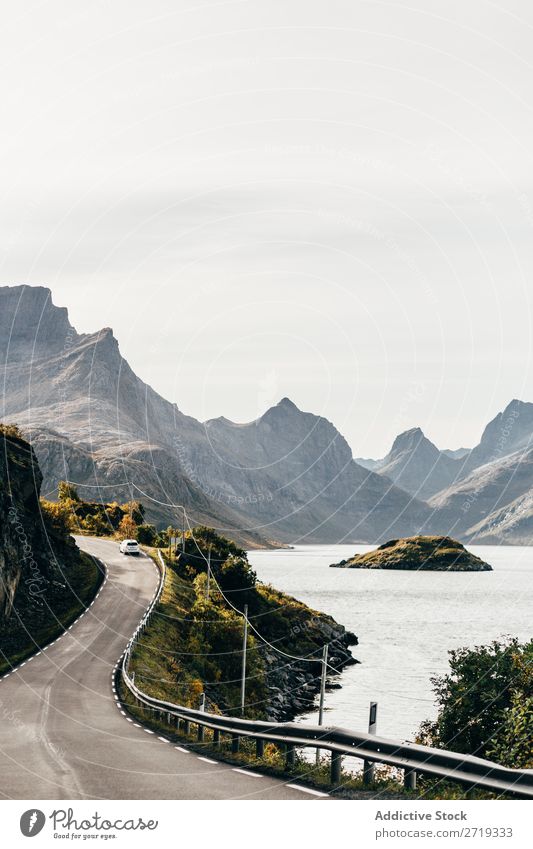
[0,284,75,362]
[277,396,298,411]
[378,426,461,501]
[389,427,435,456]
[471,398,533,468]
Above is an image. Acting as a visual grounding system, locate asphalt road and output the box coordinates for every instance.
[0,537,324,800]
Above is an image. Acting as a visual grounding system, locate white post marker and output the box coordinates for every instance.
[316,643,329,766]
[363,701,378,785]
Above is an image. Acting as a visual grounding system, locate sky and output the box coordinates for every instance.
[1,0,533,458]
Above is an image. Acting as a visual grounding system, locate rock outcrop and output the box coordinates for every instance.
[331,535,492,571]
[261,618,358,722]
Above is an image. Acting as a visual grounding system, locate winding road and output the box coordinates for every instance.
[0,537,321,800]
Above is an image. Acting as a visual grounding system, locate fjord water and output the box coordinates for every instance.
[248,545,533,742]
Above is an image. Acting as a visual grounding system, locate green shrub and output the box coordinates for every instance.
[418,638,533,767]
[136,524,158,545]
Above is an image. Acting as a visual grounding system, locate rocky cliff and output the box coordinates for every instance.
[0,426,83,625]
[0,425,103,670]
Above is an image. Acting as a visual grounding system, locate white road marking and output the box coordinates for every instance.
[144,729,154,734]
[175,746,189,753]
[158,736,169,743]
[233,768,263,778]
[287,784,329,797]
[198,757,217,764]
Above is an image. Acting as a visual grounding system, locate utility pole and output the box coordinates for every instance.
[206,545,211,600]
[182,509,186,554]
[240,604,248,716]
[316,643,329,766]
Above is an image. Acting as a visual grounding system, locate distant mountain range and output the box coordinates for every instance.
[356,399,533,544]
[2,284,533,546]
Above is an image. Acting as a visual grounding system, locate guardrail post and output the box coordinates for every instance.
[330,752,342,786]
[198,723,205,742]
[232,734,240,754]
[255,738,264,759]
[184,720,190,736]
[213,728,220,747]
[404,769,417,790]
[285,745,296,770]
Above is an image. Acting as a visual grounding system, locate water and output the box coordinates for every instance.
[248,544,533,742]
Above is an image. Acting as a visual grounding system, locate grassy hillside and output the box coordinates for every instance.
[124,527,357,720]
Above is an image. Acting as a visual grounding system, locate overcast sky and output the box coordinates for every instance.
[2,1,533,457]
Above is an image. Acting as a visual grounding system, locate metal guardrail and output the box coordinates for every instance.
[120,550,533,798]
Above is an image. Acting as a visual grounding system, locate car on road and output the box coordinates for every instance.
[119,539,140,556]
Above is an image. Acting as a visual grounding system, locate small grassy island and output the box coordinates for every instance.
[330,535,493,572]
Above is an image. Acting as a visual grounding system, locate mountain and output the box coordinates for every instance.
[0,285,432,545]
[463,400,533,471]
[367,427,467,501]
[0,286,258,543]
[429,446,533,543]
[201,398,432,542]
[465,487,533,545]
[423,401,533,543]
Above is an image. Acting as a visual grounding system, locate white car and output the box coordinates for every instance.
[119,539,140,556]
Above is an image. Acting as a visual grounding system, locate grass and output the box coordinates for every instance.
[0,550,104,674]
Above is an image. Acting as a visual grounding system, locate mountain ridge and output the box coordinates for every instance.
[0,284,432,545]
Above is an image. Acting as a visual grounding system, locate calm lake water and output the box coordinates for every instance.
[248,545,533,742]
